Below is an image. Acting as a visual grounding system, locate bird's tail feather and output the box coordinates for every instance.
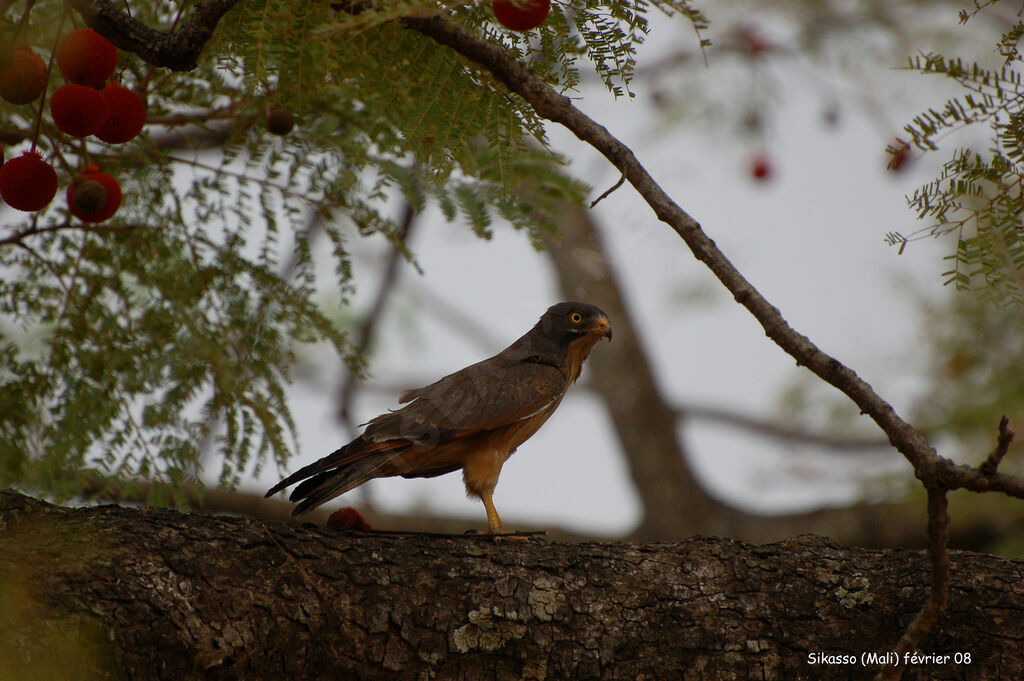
[265,436,414,516]
[288,452,402,515]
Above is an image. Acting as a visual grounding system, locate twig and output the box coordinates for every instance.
[676,402,894,454]
[874,487,950,681]
[589,174,625,208]
[0,222,151,247]
[346,528,547,540]
[980,414,1015,475]
[335,202,417,428]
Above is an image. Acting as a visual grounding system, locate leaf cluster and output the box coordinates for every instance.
[892,25,1024,305]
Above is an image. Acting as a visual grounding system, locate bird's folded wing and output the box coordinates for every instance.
[366,359,566,440]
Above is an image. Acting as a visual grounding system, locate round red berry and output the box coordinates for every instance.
[0,44,47,105]
[749,154,773,182]
[67,167,121,223]
[492,0,551,32]
[326,507,372,532]
[96,83,146,144]
[50,83,110,138]
[56,28,118,88]
[0,152,58,212]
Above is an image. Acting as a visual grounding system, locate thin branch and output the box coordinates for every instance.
[676,402,894,454]
[875,487,950,681]
[405,283,506,353]
[335,202,418,429]
[589,174,625,208]
[0,221,152,247]
[980,414,1015,475]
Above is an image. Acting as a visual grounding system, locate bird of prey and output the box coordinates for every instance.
[266,301,612,534]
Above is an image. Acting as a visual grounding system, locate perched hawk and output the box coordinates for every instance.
[266,301,612,534]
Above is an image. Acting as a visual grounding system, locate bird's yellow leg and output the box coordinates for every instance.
[480,491,527,542]
[481,490,508,534]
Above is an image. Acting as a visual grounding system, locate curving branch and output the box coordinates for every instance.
[66,0,239,71]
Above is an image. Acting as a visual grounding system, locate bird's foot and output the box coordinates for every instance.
[492,530,530,543]
[463,527,532,542]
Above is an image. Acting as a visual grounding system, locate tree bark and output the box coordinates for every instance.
[2,489,1020,681]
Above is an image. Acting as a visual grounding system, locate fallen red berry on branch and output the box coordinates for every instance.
[50,83,110,137]
[326,507,372,531]
[0,151,58,212]
[56,28,118,89]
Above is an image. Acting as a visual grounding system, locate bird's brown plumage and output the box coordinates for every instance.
[266,301,612,533]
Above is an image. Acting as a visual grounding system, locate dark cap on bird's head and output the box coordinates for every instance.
[538,301,612,343]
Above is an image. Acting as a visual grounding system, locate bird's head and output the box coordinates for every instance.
[540,302,612,345]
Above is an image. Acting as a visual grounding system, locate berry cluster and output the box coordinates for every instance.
[0,28,146,221]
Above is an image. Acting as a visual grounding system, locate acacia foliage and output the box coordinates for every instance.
[0,0,706,502]
[888,4,1024,305]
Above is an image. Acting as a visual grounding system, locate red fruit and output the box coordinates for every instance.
[888,139,912,173]
[50,83,109,137]
[0,44,47,105]
[735,26,775,57]
[56,28,118,88]
[96,83,146,144]
[67,167,121,223]
[71,179,108,214]
[326,507,372,532]
[492,0,551,31]
[749,154,773,182]
[0,152,58,212]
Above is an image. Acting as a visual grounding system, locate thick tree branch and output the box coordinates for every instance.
[68,0,239,70]
[3,489,1023,681]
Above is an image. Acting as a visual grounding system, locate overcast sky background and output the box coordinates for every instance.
[253,5,988,535]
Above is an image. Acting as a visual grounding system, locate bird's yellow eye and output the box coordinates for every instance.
[569,312,584,324]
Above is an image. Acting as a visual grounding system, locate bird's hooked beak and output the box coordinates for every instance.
[590,316,612,342]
